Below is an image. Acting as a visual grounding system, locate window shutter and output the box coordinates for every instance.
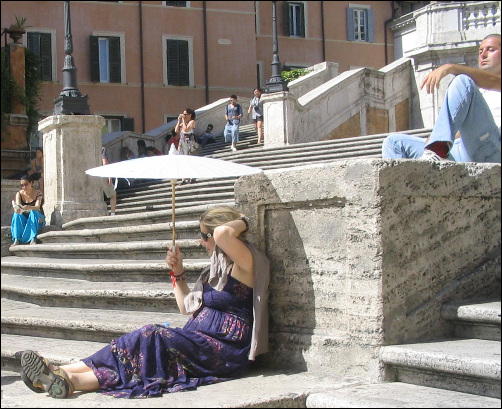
[90,36,100,82]
[167,40,179,85]
[346,8,355,41]
[122,118,134,132]
[165,1,187,6]
[367,9,375,43]
[27,33,52,81]
[109,37,121,83]
[284,2,290,36]
[27,33,40,56]
[40,33,52,81]
[178,40,189,86]
[167,39,189,86]
[299,3,305,37]
[27,33,42,81]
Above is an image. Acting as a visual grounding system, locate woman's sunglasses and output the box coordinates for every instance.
[200,231,213,241]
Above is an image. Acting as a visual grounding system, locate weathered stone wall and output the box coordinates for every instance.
[235,159,501,379]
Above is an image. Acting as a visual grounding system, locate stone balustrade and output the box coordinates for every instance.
[261,59,413,148]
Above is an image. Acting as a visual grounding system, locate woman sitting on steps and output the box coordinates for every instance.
[10,174,45,246]
[20,205,270,399]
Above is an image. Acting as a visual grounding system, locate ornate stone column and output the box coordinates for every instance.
[39,115,107,227]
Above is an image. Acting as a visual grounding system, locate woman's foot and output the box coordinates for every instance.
[21,350,75,399]
[30,239,37,245]
[10,239,19,247]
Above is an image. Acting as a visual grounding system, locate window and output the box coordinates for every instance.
[26,32,53,81]
[346,6,375,42]
[285,2,305,37]
[101,116,134,134]
[166,39,190,86]
[90,36,121,83]
[164,1,187,6]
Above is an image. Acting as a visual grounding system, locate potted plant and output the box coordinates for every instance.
[7,16,30,44]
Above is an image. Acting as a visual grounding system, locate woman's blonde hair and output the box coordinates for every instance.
[200,205,246,237]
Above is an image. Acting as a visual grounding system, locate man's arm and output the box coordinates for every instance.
[421,63,501,94]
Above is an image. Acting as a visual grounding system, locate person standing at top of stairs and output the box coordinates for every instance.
[176,108,197,184]
[224,95,243,152]
[248,88,264,144]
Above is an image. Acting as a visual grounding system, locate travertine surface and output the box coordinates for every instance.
[235,159,501,379]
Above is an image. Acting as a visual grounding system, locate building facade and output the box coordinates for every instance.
[1,1,413,142]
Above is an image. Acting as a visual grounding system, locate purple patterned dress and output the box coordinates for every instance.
[81,274,253,398]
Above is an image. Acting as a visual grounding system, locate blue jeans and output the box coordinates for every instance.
[224,123,240,144]
[11,210,46,243]
[382,75,501,163]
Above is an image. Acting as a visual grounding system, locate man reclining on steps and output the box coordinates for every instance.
[382,34,501,163]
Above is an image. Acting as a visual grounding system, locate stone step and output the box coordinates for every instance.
[201,126,430,159]
[2,336,500,408]
[231,138,385,164]
[212,141,384,168]
[62,202,233,230]
[0,332,343,408]
[115,192,234,214]
[306,381,502,408]
[7,239,208,260]
[1,334,109,370]
[1,298,188,343]
[238,149,382,171]
[0,256,208,281]
[112,178,239,215]
[115,198,232,216]
[205,128,431,162]
[0,272,204,312]
[441,299,501,341]
[380,338,501,398]
[37,220,201,243]
[116,178,237,203]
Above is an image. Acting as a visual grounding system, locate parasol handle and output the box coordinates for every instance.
[171,179,176,247]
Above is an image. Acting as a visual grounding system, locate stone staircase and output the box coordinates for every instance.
[1,126,500,407]
[306,298,501,407]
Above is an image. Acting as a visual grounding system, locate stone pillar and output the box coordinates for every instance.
[39,115,107,227]
[261,91,295,148]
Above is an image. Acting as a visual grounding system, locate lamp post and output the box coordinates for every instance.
[53,1,90,115]
[265,0,288,93]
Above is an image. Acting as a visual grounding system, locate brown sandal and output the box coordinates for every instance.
[20,369,45,393]
[21,350,75,399]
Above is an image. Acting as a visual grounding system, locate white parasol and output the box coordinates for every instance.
[85,149,262,245]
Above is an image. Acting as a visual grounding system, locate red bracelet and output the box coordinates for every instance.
[169,270,186,288]
[169,270,185,277]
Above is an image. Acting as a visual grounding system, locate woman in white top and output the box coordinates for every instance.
[248,88,264,144]
[175,108,197,184]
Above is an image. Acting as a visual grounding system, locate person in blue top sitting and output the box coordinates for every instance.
[11,174,45,246]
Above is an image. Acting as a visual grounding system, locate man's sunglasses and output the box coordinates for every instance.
[200,231,213,241]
